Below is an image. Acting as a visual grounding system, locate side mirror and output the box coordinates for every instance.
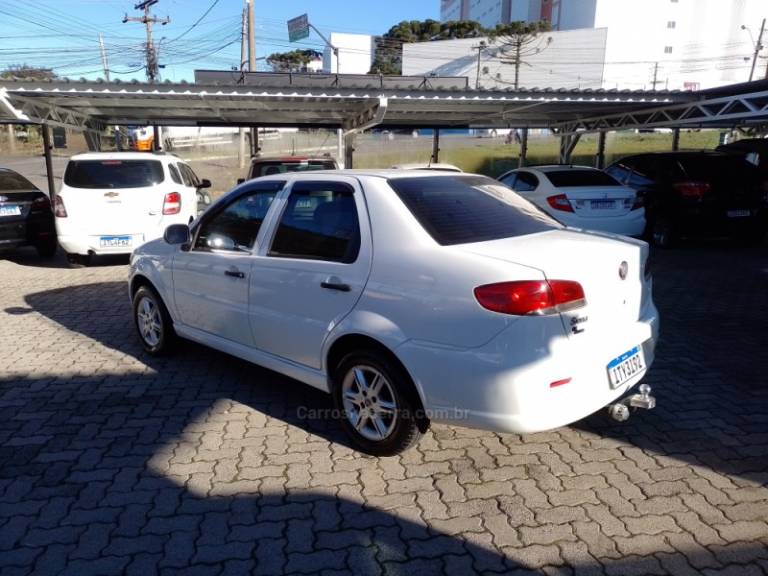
[206,234,236,251]
[163,223,191,245]
[236,178,246,185]
[197,178,211,189]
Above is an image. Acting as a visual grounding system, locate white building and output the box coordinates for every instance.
[438,0,768,90]
[403,28,608,90]
[322,33,374,74]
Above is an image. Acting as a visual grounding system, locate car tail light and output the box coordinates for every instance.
[162,192,181,215]
[31,196,51,212]
[673,181,711,199]
[54,195,67,218]
[546,194,574,212]
[474,280,586,316]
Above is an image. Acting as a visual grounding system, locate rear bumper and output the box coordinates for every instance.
[559,210,646,237]
[397,299,660,434]
[0,216,55,249]
[57,233,146,256]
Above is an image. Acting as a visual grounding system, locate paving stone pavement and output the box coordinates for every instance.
[0,242,767,576]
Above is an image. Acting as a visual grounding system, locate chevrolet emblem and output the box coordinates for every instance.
[104,191,120,198]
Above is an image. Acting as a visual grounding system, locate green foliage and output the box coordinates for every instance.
[487,21,552,42]
[0,64,57,80]
[266,49,322,73]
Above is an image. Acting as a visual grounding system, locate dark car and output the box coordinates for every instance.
[0,168,57,258]
[717,138,768,177]
[237,155,339,185]
[606,152,768,247]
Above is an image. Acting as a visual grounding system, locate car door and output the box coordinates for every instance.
[172,180,284,346]
[248,176,372,369]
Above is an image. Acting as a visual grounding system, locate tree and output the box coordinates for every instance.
[370,19,488,75]
[266,49,322,73]
[0,64,57,80]
[487,22,552,89]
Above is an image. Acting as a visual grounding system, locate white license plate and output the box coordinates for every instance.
[607,346,645,389]
[727,209,751,218]
[0,205,22,217]
[591,200,616,209]
[99,235,132,248]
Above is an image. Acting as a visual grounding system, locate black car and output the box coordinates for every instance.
[606,151,768,247]
[0,168,57,258]
[717,138,768,178]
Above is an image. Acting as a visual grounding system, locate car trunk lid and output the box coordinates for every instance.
[558,186,636,217]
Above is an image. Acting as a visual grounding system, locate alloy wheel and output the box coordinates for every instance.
[341,364,398,441]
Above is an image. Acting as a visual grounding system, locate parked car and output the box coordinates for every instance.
[0,167,57,258]
[717,138,768,177]
[56,152,210,265]
[129,170,658,455]
[237,155,339,184]
[606,151,768,247]
[498,165,645,237]
[391,163,463,172]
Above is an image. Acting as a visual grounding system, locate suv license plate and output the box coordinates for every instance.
[0,205,21,217]
[100,235,132,248]
[607,346,645,389]
[727,209,751,218]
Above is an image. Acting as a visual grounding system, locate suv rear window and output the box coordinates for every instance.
[389,175,561,246]
[64,160,165,189]
[0,170,36,191]
[545,170,620,187]
[678,156,759,180]
[250,160,336,178]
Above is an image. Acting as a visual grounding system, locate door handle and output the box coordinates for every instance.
[224,268,245,279]
[321,276,351,292]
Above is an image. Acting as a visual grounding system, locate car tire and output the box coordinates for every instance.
[35,238,57,259]
[650,215,675,248]
[332,349,424,456]
[133,285,176,355]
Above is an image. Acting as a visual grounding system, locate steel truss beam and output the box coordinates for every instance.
[343,97,388,134]
[0,90,105,133]
[552,90,768,136]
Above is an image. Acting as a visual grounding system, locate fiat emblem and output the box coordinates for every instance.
[618,261,628,280]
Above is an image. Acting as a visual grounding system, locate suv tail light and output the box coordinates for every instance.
[54,195,67,218]
[162,192,181,215]
[546,194,574,213]
[673,181,711,199]
[474,280,586,316]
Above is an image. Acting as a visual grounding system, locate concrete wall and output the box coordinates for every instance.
[402,27,608,89]
[322,33,374,74]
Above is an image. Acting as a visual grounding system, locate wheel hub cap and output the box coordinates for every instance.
[341,365,398,442]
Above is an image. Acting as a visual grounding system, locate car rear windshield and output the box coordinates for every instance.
[251,160,336,178]
[388,175,561,246]
[0,170,36,191]
[545,170,620,187]
[678,156,759,180]
[64,160,165,189]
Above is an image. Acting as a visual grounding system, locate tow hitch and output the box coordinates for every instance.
[608,384,656,422]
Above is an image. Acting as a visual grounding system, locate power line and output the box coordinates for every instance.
[167,0,222,43]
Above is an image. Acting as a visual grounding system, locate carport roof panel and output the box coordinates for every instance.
[0,74,694,130]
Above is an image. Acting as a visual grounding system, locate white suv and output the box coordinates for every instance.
[55,152,209,265]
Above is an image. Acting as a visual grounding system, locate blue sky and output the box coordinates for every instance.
[0,0,437,82]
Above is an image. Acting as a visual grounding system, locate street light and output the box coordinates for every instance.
[741,20,765,82]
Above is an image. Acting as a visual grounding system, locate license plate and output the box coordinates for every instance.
[607,346,646,389]
[99,235,132,248]
[0,205,21,217]
[727,209,751,218]
[591,200,616,209]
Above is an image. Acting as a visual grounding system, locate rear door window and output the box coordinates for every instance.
[179,164,200,187]
[64,160,164,189]
[514,171,539,192]
[168,164,183,185]
[545,170,620,187]
[388,175,561,246]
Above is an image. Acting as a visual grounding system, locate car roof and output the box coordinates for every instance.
[250,156,336,163]
[69,151,181,162]
[250,169,480,180]
[391,163,463,172]
[521,165,600,173]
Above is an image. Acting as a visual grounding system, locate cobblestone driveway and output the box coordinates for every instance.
[1,243,767,575]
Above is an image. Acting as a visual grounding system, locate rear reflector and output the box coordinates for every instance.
[550,378,572,388]
[546,194,574,212]
[474,280,586,316]
[32,196,51,211]
[54,196,67,218]
[673,181,711,199]
[163,192,181,215]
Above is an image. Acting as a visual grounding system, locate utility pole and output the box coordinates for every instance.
[98,34,110,81]
[472,41,486,89]
[123,0,169,83]
[246,0,258,157]
[747,18,765,82]
[651,62,662,91]
[239,6,247,168]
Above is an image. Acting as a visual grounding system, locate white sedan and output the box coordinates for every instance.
[129,170,658,455]
[498,165,646,237]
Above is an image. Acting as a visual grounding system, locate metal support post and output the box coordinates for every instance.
[7,124,15,154]
[344,132,355,169]
[595,131,606,169]
[672,128,680,151]
[518,127,528,168]
[41,124,55,200]
[337,128,343,166]
[431,128,440,164]
[153,125,161,150]
[559,133,580,164]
